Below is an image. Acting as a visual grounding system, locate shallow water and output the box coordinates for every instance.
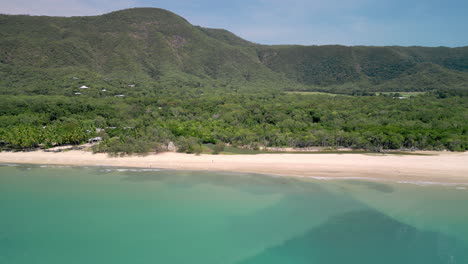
[1,164,467,264]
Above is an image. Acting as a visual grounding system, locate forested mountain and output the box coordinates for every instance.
[1,8,467,153]
[1,7,468,95]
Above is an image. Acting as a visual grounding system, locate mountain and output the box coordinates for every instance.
[1,7,468,95]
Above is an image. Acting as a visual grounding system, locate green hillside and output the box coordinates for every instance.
[1,8,467,153]
[1,7,468,95]
[258,45,468,92]
[0,8,286,96]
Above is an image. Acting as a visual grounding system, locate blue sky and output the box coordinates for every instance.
[1,0,467,47]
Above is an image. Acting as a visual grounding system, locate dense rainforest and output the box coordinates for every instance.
[2,8,468,94]
[0,8,467,154]
[0,86,467,153]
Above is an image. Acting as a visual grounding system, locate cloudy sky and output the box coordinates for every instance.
[1,0,467,47]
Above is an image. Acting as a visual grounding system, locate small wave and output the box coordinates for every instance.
[39,165,71,168]
[0,163,20,167]
[299,174,468,188]
[100,168,161,173]
[309,176,382,181]
[396,181,468,187]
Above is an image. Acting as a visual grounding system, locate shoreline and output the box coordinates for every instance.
[0,150,467,184]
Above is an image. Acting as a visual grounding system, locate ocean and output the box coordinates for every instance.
[1,164,467,263]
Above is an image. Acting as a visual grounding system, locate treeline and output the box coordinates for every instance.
[0,89,467,154]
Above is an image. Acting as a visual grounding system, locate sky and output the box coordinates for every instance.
[1,0,467,47]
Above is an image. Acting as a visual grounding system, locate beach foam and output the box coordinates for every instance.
[100,168,161,172]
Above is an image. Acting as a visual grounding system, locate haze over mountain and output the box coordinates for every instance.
[1,7,468,95]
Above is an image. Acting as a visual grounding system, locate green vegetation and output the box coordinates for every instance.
[204,144,268,155]
[285,91,343,96]
[1,87,467,154]
[376,92,426,97]
[0,8,467,154]
[1,8,468,95]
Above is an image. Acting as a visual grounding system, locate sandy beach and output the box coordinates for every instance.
[1,150,468,184]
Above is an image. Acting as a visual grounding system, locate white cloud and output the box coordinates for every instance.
[255,0,370,15]
[1,0,459,46]
[231,15,380,46]
[0,0,137,16]
[220,0,375,45]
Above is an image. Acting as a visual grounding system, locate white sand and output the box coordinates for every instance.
[0,150,467,183]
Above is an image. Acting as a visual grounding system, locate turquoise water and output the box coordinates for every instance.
[1,164,468,264]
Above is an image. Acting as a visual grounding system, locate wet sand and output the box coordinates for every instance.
[0,150,467,184]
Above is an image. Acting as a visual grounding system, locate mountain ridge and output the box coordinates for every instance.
[1,7,468,95]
